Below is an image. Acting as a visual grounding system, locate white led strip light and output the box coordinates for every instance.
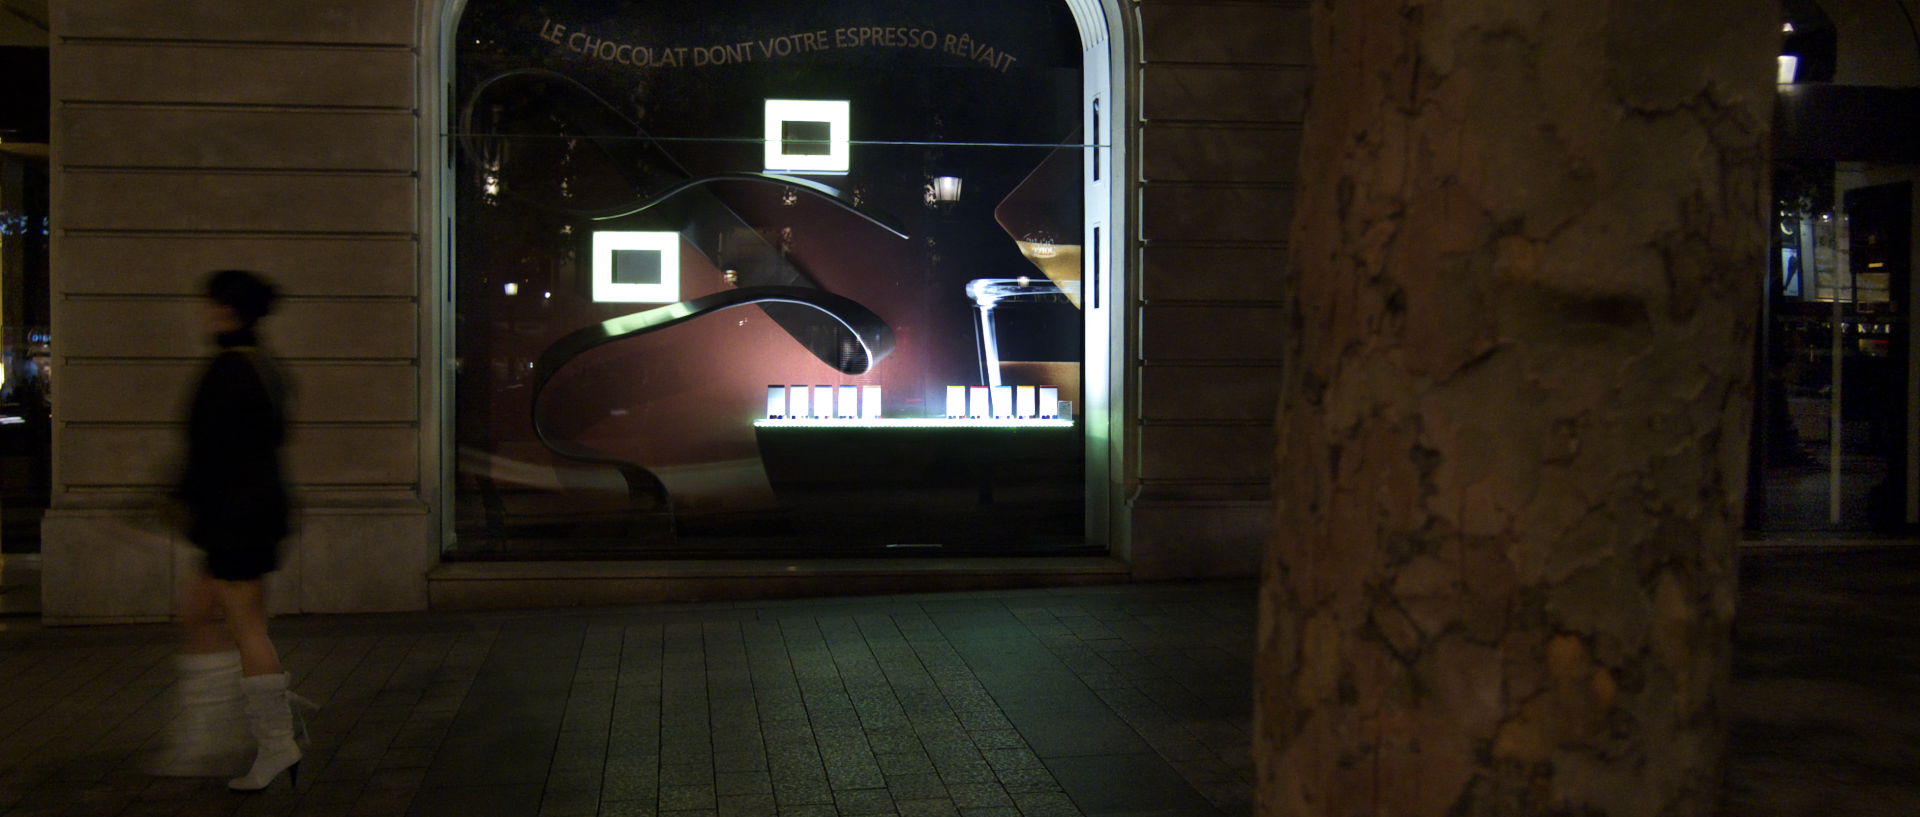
[754,418,1074,429]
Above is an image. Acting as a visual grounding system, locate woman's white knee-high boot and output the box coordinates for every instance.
[228,673,302,792]
[148,651,251,777]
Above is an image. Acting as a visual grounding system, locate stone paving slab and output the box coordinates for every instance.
[3,551,1919,817]
[0,583,1256,817]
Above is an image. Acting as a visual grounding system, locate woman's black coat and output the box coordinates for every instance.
[177,329,290,553]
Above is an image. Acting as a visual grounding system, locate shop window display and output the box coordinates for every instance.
[451,0,1100,555]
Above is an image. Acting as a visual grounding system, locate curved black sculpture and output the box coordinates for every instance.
[461,67,907,374]
[460,68,908,537]
[529,286,896,510]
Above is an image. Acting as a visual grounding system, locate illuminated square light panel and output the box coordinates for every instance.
[764,99,850,174]
[592,231,681,303]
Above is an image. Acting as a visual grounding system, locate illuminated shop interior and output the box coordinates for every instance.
[448,0,1112,556]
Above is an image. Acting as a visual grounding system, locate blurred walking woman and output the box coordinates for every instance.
[161,269,304,792]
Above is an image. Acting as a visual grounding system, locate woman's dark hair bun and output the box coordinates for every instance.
[205,269,279,324]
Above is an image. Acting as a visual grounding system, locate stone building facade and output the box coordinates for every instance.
[40,0,1305,622]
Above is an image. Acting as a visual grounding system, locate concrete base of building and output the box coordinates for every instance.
[39,495,1268,619]
[40,505,434,625]
[1126,499,1268,580]
[425,556,1133,610]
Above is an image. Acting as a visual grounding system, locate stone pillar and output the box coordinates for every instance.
[1258,2,1775,815]
[1128,0,1310,579]
[42,0,431,622]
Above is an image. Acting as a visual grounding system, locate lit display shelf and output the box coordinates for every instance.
[753,417,1074,429]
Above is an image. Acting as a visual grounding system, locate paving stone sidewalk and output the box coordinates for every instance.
[3,549,1919,817]
[0,582,1255,817]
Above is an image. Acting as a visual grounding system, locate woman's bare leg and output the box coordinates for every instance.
[154,568,251,776]
[212,577,303,791]
[178,570,231,655]
[211,579,282,677]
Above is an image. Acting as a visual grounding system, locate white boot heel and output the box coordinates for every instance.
[287,691,317,747]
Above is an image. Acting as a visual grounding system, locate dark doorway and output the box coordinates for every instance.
[1,41,50,557]
[1,16,50,620]
[1753,0,1920,534]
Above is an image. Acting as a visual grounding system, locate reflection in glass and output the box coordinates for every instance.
[1755,180,1914,532]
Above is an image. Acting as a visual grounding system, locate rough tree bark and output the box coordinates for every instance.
[1258,3,1776,816]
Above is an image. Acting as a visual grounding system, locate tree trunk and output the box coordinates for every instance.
[1257,3,1776,815]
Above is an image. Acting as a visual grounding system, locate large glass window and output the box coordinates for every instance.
[1751,2,1920,532]
[449,0,1108,556]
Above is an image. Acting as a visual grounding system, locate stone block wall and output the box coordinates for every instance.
[39,0,1305,617]
[1127,0,1304,578]
[42,1,431,623]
